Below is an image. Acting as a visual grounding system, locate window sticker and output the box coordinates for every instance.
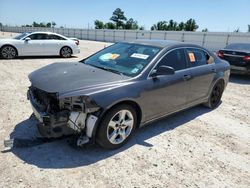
[188,52,196,62]
[131,53,149,60]
[99,53,120,61]
[131,67,139,74]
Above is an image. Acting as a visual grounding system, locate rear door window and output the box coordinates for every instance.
[156,49,187,71]
[48,34,66,40]
[186,48,213,67]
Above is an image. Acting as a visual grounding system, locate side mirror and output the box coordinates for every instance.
[151,65,175,77]
[25,37,31,42]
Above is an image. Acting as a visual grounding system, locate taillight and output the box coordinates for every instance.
[217,51,224,58]
[243,55,250,62]
[75,40,79,45]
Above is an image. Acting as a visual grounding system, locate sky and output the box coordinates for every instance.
[0,0,249,32]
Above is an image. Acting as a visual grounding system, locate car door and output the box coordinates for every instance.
[21,33,48,55]
[44,34,65,55]
[141,48,191,120]
[184,48,216,104]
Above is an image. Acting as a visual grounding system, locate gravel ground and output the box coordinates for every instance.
[0,32,250,188]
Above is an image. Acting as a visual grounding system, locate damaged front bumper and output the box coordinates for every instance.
[27,88,99,143]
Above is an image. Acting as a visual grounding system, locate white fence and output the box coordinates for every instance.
[1,26,250,51]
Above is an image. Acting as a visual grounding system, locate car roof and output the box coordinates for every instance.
[126,39,202,49]
[29,31,59,35]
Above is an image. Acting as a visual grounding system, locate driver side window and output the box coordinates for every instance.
[156,49,187,71]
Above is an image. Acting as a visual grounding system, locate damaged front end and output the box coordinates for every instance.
[27,86,100,145]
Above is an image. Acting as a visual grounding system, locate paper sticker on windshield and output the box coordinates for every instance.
[131,68,139,74]
[99,53,120,61]
[131,53,149,60]
[188,52,196,62]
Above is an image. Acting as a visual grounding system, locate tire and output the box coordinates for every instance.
[204,81,224,109]
[60,46,72,58]
[97,104,137,149]
[1,45,17,59]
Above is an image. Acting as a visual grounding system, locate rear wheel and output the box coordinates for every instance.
[60,46,72,58]
[205,81,224,109]
[1,45,17,59]
[97,104,137,149]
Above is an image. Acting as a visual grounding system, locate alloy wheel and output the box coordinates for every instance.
[107,110,134,145]
[1,46,16,59]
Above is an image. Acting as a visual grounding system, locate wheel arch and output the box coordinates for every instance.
[59,45,72,55]
[0,44,19,56]
[91,99,142,141]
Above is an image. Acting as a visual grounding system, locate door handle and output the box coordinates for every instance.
[183,75,192,81]
[211,68,216,73]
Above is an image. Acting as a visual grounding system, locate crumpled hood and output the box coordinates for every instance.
[29,62,130,96]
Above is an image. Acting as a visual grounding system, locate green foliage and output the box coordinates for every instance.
[151,21,168,31]
[110,8,127,29]
[52,21,56,28]
[104,22,116,29]
[185,19,199,31]
[94,20,105,29]
[151,19,199,31]
[124,18,139,30]
[94,8,143,30]
[202,28,208,32]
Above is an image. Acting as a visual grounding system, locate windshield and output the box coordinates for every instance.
[225,43,250,51]
[14,32,31,40]
[84,43,161,77]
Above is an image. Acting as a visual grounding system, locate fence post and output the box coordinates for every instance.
[136,31,138,39]
[202,33,206,47]
[113,30,115,42]
[181,32,185,42]
[104,30,106,41]
[164,32,167,40]
[226,34,230,46]
[124,30,126,40]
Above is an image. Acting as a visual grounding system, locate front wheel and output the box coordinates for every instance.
[204,81,224,109]
[60,46,72,58]
[97,104,137,149]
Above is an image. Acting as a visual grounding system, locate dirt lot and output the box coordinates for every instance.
[0,32,250,188]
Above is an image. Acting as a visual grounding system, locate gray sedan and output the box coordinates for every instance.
[27,39,230,149]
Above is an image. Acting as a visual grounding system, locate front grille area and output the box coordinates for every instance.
[30,86,59,112]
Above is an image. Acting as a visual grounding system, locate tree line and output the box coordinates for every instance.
[21,21,57,28]
[95,8,200,31]
[94,8,144,30]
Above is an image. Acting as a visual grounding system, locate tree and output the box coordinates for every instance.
[46,22,52,28]
[124,18,139,30]
[94,20,105,29]
[167,19,178,31]
[110,8,127,29]
[151,21,168,31]
[139,26,145,30]
[104,22,116,29]
[202,28,208,32]
[185,19,199,31]
[234,28,240,33]
[52,21,56,28]
[177,22,185,31]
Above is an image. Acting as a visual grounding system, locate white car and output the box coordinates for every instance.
[0,31,80,59]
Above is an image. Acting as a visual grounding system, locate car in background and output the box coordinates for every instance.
[217,43,250,74]
[0,31,80,59]
[27,40,230,149]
